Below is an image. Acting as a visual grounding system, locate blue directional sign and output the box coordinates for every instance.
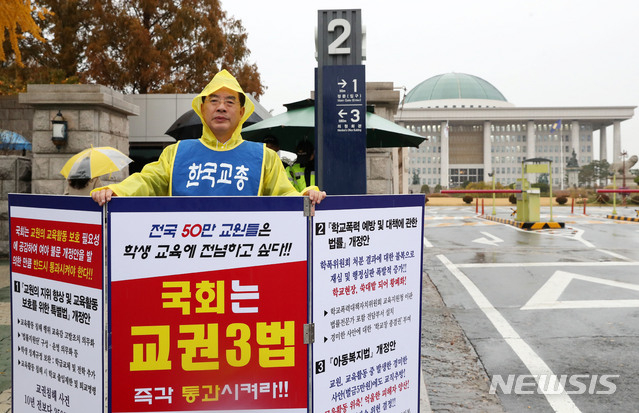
[319,64,366,194]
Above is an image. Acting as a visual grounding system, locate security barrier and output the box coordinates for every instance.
[9,194,425,413]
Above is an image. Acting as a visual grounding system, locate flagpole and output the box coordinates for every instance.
[558,121,564,190]
[550,119,564,191]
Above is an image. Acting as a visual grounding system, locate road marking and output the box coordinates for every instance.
[597,249,634,261]
[472,231,504,246]
[457,261,639,268]
[423,236,433,248]
[437,254,580,412]
[424,216,475,220]
[521,270,639,310]
[425,222,499,227]
[562,227,595,248]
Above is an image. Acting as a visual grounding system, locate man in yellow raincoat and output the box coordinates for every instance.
[91,70,326,206]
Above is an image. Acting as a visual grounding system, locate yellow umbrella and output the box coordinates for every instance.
[60,146,133,179]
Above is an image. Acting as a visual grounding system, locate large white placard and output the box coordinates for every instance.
[10,197,104,413]
[312,200,423,412]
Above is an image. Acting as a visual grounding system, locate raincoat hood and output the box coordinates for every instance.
[192,69,255,147]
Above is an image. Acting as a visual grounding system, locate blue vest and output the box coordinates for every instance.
[171,140,264,196]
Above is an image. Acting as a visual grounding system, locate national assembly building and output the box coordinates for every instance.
[395,72,635,188]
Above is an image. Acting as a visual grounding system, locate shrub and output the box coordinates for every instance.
[596,193,610,204]
[630,195,639,205]
[532,182,550,196]
[462,195,473,204]
[556,196,568,205]
[509,194,517,204]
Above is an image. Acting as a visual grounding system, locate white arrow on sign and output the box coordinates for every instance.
[521,270,639,310]
[472,231,503,246]
[338,109,347,118]
[338,79,347,88]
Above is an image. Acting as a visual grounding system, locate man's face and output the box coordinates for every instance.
[201,87,245,143]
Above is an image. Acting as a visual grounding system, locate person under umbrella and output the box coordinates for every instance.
[65,176,103,196]
[60,146,133,196]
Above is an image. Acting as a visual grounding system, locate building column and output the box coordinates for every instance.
[441,121,449,188]
[613,120,621,162]
[526,120,536,159]
[599,126,607,161]
[570,120,579,161]
[483,121,492,181]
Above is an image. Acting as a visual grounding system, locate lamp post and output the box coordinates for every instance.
[488,171,496,215]
[621,150,628,206]
[613,172,617,215]
[51,111,68,150]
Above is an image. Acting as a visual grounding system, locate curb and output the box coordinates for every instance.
[483,215,565,230]
[605,215,639,222]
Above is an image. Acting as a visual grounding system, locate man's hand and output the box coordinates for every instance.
[92,188,116,206]
[307,189,326,205]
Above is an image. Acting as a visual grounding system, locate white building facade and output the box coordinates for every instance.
[397,73,635,188]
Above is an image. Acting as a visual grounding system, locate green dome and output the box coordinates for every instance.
[405,73,507,103]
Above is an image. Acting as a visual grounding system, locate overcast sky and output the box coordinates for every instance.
[222,0,639,163]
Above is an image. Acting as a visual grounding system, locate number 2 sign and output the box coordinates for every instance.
[316,9,363,66]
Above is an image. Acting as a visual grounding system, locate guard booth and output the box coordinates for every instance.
[514,179,540,222]
[518,158,553,223]
[9,193,424,413]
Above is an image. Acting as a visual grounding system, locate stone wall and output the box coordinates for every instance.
[365,82,405,194]
[0,96,34,258]
[0,156,31,256]
[0,95,33,140]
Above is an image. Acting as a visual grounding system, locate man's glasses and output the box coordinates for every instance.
[205,95,238,107]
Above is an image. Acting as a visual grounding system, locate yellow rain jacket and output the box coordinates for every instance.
[95,70,319,197]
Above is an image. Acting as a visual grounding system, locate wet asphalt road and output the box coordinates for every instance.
[422,205,639,413]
